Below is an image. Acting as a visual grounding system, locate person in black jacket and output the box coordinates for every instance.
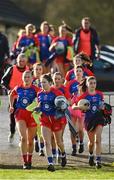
[73,17,100,71]
[0,32,10,85]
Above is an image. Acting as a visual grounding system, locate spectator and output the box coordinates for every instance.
[73,17,100,71]
[1,53,29,144]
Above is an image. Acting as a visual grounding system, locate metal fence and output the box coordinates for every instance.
[104,92,114,154]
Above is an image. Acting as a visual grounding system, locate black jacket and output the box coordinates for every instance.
[0,32,10,65]
[1,65,27,90]
[1,66,13,90]
[73,27,100,60]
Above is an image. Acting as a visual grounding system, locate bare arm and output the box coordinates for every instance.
[49,42,57,51]
[9,92,15,113]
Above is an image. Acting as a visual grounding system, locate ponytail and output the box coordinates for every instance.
[79,78,87,93]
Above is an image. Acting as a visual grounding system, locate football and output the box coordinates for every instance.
[55,41,65,55]
[54,96,68,110]
[77,99,90,111]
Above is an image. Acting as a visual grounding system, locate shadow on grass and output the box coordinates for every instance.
[0,163,114,172]
[67,153,114,164]
[0,164,47,170]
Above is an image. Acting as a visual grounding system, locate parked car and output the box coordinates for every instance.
[94,45,114,91]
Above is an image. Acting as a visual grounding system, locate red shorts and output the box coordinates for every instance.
[55,56,64,64]
[15,109,37,127]
[40,113,67,132]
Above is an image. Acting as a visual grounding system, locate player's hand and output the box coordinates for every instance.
[72,104,86,111]
[9,106,14,113]
[52,42,58,47]
[72,104,78,110]
[49,42,57,51]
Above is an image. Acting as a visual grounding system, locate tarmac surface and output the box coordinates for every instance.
[0,95,114,167]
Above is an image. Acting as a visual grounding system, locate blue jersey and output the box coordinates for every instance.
[17,35,39,64]
[18,35,35,48]
[36,34,51,61]
[79,90,104,121]
[67,79,79,96]
[32,78,41,88]
[13,85,38,109]
[37,87,62,116]
[68,70,75,81]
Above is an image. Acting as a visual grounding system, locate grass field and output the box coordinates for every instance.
[0,165,114,180]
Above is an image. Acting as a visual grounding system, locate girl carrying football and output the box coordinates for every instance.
[51,72,71,163]
[73,76,104,168]
[67,65,85,156]
[49,25,73,77]
[37,73,67,171]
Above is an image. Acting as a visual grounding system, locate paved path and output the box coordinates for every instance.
[0,95,114,167]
